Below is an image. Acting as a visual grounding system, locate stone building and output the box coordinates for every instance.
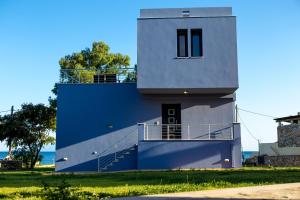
[258,113,300,166]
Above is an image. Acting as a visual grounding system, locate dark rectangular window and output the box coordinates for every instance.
[191,29,203,57]
[177,29,188,57]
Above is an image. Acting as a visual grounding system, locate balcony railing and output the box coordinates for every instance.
[59,68,136,84]
[142,123,233,140]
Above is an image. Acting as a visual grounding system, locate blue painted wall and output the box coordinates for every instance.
[56,83,239,171]
[138,141,233,169]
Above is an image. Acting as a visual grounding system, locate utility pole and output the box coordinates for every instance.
[7,106,14,160]
[11,106,14,116]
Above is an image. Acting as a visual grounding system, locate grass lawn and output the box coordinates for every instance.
[0,166,300,199]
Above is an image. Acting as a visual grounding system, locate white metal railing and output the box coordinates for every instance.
[60,67,136,84]
[143,124,233,140]
[97,129,137,172]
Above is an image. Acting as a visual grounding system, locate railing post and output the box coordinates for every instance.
[144,124,146,140]
[167,125,170,140]
[114,152,117,161]
[208,124,211,140]
[138,123,146,141]
[187,124,190,140]
[146,125,149,140]
[79,71,81,83]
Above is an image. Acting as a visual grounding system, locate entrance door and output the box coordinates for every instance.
[162,104,181,139]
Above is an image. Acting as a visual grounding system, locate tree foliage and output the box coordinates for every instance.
[59,41,130,83]
[0,113,26,159]
[0,103,56,168]
[15,103,56,168]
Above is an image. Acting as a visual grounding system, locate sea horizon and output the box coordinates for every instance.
[1,151,258,165]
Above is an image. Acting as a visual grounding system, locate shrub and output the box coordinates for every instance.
[40,180,106,200]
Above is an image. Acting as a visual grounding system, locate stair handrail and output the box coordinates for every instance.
[97,128,138,172]
[97,142,137,172]
[97,128,137,157]
[98,145,136,171]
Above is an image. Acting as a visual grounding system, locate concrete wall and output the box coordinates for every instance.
[56,83,237,171]
[137,8,238,94]
[138,141,233,169]
[140,7,232,18]
[138,122,241,169]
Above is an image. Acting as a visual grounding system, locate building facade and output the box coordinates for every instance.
[56,7,241,172]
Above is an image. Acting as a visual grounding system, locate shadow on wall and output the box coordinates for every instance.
[57,84,234,148]
[56,84,235,171]
[138,140,232,169]
[60,140,233,172]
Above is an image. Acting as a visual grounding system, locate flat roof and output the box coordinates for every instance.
[140,7,232,19]
[274,114,300,122]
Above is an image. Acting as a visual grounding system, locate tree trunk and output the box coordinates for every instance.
[7,140,12,160]
[30,147,42,169]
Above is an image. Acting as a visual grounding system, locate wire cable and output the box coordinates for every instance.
[0,110,11,113]
[237,111,260,142]
[238,107,277,118]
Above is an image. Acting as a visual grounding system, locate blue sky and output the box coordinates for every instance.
[0,0,299,151]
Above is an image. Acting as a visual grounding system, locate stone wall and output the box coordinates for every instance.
[244,155,300,167]
[265,155,300,167]
[278,124,300,147]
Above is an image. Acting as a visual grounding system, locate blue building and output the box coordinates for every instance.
[56,7,241,172]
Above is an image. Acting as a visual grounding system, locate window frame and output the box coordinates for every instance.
[177,29,188,57]
[191,29,203,57]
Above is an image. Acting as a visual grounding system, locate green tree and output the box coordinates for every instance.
[0,112,26,159]
[15,103,56,168]
[59,41,130,83]
[49,41,132,112]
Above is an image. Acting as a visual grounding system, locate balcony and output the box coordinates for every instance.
[138,123,235,141]
[59,67,136,84]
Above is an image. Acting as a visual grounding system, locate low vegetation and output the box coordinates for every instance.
[0,166,300,199]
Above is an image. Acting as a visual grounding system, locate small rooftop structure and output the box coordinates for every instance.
[274,113,300,124]
[139,7,233,18]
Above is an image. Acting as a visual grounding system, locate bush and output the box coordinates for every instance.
[40,180,105,200]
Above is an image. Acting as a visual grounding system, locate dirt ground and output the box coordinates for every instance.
[116,183,300,200]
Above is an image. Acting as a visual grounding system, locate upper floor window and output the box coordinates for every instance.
[191,29,203,57]
[177,29,188,57]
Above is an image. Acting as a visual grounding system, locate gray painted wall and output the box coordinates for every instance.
[137,8,238,94]
[56,83,238,171]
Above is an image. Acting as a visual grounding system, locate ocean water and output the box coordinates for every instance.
[1,151,256,165]
[0,151,55,165]
[243,151,258,161]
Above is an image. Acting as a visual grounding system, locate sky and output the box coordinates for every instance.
[0,0,299,151]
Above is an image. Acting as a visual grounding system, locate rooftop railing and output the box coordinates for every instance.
[59,67,137,84]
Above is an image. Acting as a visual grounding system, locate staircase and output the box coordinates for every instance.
[98,144,137,172]
[97,129,138,172]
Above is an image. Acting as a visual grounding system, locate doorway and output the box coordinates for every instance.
[161,104,181,139]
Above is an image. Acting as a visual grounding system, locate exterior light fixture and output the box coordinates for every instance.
[182,10,190,17]
[63,157,68,161]
[92,151,98,155]
[183,90,189,94]
[224,158,230,163]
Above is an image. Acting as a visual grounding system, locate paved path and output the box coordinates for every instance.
[115,183,300,200]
